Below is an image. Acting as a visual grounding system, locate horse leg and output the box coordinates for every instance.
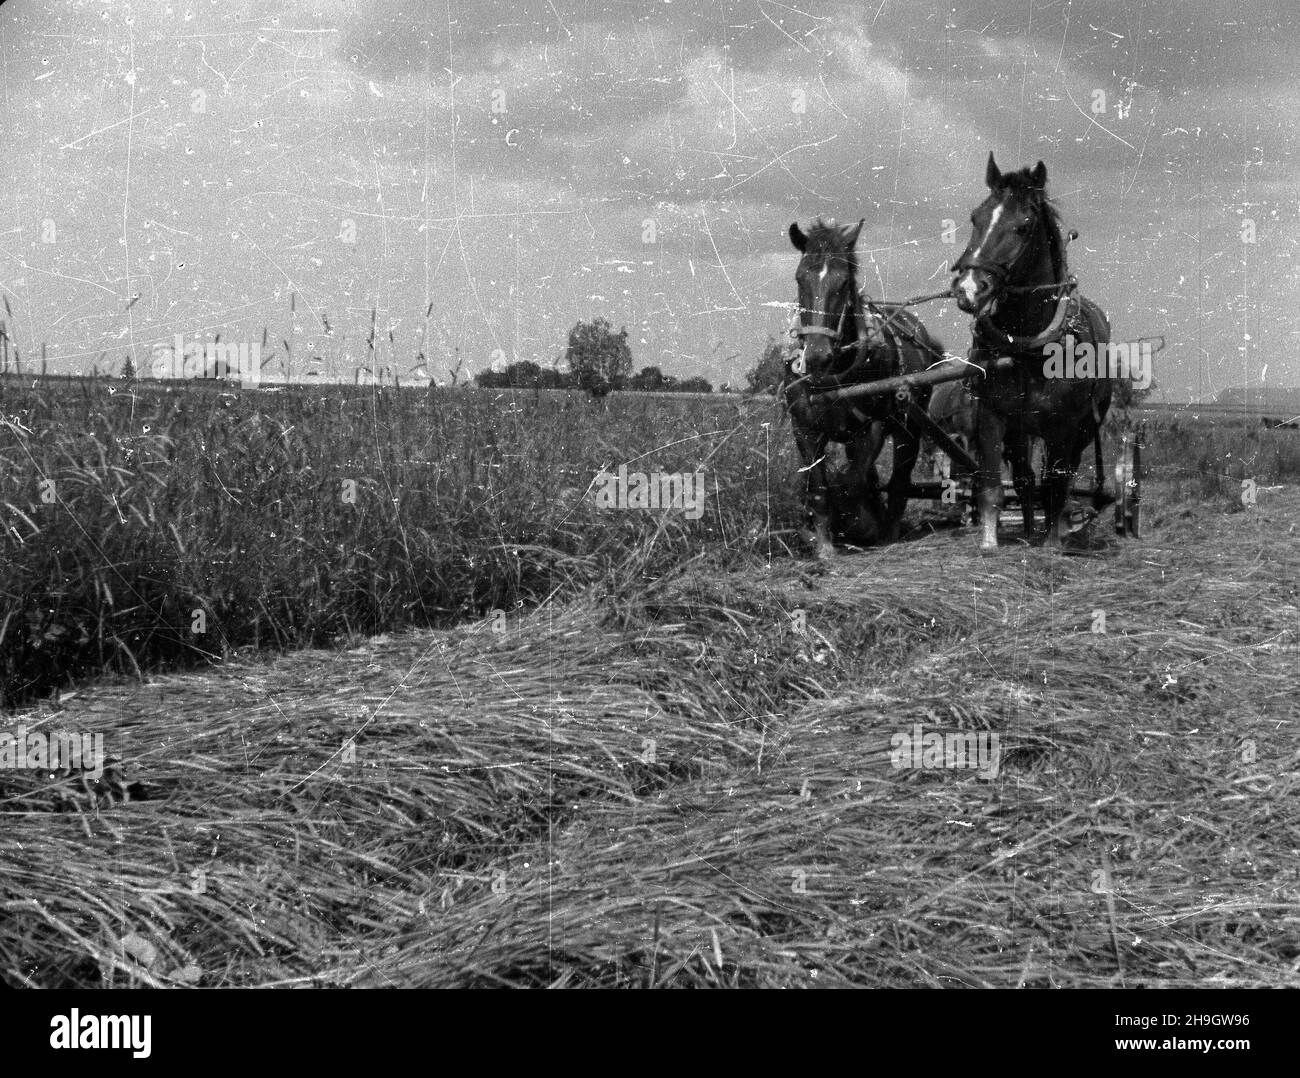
[1041,434,1078,548]
[1009,426,1035,540]
[794,425,837,559]
[975,400,1006,551]
[885,423,920,543]
[1092,427,1108,509]
[847,422,887,540]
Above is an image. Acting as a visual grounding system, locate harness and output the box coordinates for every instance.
[954,222,1082,355]
[789,280,866,380]
[964,284,1112,442]
[788,287,939,389]
[954,218,1088,405]
[972,282,1079,354]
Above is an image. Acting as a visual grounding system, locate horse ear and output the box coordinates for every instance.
[985,151,1001,188]
[789,223,807,251]
[842,218,863,246]
[1031,160,1048,188]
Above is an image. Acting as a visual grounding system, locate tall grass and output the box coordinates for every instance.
[1138,416,1300,500]
[5,374,1300,709]
[0,377,795,707]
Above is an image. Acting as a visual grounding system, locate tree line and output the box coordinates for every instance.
[110,316,781,395]
[476,317,713,395]
[476,361,714,395]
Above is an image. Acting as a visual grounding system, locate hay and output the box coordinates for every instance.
[3,485,1299,987]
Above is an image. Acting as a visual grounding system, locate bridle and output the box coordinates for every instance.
[791,276,863,377]
[951,210,1036,294]
[956,205,1086,353]
[952,199,1079,301]
[953,202,1083,352]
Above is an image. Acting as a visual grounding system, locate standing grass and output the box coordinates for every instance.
[4,375,1300,709]
[0,378,794,708]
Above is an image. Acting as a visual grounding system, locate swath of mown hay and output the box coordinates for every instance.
[2,488,1298,987]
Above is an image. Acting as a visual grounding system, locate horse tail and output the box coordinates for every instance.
[1090,424,1118,510]
[1078,295,1114,510]
[1092,428,1107,509]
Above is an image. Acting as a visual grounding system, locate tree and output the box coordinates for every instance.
[629,365,666,392]
[476,360,573,390]
[677,376,713,394]
[121,356,136,382]
[745,336,789,395]
[565,317,632,398]
[503,360,543,387]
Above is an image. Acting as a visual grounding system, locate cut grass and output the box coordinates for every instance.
[4,483,1297,987]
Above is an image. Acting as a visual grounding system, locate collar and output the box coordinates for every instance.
[974,288,1076,353]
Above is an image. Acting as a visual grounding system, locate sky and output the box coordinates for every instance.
[0,0,1296,400]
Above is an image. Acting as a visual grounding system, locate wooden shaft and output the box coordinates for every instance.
[809,356,1016,402]
[905,400,977,472]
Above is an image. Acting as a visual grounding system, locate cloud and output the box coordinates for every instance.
[1,0,1296,393]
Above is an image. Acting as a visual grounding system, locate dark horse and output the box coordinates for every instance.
[786,217,945,558]
[952,154,1112,550]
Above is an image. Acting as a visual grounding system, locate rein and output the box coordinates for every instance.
[789,282,950,383]
[783,226,1083,393]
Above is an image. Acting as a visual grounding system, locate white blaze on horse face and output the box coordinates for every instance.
[815,263,830,323]
[958,204,1004,307]
[808,260,835,332]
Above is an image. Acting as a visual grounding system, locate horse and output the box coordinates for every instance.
[927,379,977,472]
[951,153,1112,550]
[785,216,946,558]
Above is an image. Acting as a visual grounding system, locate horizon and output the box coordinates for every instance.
[7,365,1300,410]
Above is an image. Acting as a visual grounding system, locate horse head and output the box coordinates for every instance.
[789,216,864,380]
[952,153,1064,317]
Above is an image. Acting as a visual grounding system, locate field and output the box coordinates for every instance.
[2,377,1299,987]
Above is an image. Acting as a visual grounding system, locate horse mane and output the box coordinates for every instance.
[993,168,1068,281]
[801,216,859,271]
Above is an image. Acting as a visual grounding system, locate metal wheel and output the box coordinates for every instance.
[1113,423,1143,538]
